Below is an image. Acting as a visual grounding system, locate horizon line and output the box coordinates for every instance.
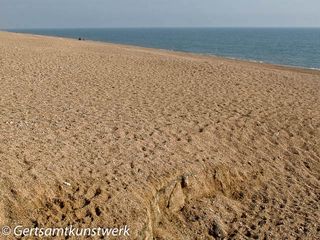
[4,26,320,30]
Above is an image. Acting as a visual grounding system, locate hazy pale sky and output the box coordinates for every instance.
[0,0,319,29]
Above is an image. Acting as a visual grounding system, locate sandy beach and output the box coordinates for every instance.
[0,31,319,239]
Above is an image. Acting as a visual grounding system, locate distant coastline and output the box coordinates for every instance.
[6,28,320,70]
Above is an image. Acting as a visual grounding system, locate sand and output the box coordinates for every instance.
[0,31,319,239]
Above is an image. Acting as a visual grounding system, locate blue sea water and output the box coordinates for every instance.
[9,28,320,69]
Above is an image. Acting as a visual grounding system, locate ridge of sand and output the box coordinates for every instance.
[0,31,319,239]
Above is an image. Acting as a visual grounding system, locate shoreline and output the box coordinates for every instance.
[3,30,320,75]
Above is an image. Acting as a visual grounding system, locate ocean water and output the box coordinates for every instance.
[9,28,320,69]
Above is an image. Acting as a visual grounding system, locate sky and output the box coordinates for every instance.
[0,0,319,29]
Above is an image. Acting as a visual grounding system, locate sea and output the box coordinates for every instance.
[8,28,320,70]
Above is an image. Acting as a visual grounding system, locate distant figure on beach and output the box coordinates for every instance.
[78,37,82,41]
